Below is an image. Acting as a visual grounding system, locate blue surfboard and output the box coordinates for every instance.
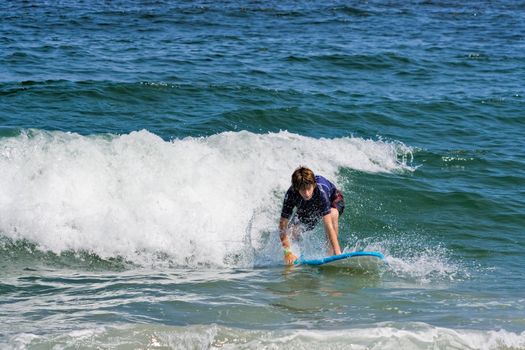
[295,251,385,270]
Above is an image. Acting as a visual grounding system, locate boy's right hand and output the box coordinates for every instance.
[284,252,298,265]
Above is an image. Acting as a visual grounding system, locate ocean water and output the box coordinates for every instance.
[1,1,524,349]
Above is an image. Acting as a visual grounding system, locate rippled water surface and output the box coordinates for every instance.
[1,1,524,349]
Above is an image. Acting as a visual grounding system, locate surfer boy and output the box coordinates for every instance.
[279,167,345,265]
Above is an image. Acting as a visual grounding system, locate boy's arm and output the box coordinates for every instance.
[279,218,298,265]
[322,214,341,255]
[279,218,290,246]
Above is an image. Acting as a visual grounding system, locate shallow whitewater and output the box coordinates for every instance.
[7,323,525,350]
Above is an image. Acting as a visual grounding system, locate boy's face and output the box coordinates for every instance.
[298,184,314,201]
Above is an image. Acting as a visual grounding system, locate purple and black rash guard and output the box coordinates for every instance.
[281,175,338,229]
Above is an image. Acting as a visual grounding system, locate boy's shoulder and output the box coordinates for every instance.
[315,176,337,198]
[315,175,333,187]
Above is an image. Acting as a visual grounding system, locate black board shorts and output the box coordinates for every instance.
[331,190,345,215]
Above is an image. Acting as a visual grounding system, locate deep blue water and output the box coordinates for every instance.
[1,1,524,349]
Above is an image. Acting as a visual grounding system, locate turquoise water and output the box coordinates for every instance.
[1,1,524,349]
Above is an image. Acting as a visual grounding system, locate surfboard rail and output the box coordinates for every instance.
[294,251,385,266]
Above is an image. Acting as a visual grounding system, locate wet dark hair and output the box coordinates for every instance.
[291,167,316,191]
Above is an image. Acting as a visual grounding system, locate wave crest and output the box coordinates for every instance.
[0,129,414,267]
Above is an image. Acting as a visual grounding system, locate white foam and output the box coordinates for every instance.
[0,129,413,267]
[5,323,525,350]
[345,236,466,283]
[384,253,461,283]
